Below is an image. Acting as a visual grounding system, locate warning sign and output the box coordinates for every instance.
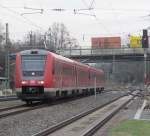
[130,36,142,48]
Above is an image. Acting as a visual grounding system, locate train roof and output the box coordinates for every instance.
[19,49,74,63]
[51,52,74,63]
[19,49,49,55]
[90,66,104,73]
[74,61,89,68]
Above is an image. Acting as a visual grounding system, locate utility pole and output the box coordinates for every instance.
[33,33,36,46]
[112,54,115,81]
[48,28,54,51]
[44,34,47,49]
[144,48,147,88]
[5,23,10,89]
[142,29,148,89]
[94,77,97,99]
[30,31,33,46]
[49,28,52,47]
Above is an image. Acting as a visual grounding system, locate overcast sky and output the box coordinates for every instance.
[0,0,150,46]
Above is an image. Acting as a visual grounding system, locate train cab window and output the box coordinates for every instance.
[21,55,46,78]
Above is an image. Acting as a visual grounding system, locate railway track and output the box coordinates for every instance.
[32,91,137,136]
[0,104,26,112]
[0,95,18,102]
[0,93,103,119]
[0,102,46,119]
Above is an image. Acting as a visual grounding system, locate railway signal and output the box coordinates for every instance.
[142,29,148,48]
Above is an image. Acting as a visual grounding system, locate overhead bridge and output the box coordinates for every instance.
[56,47,150,63]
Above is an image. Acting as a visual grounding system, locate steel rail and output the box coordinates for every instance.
[0,96,18,102]
[0,93,101,119]
[32,93,132,136]
[82,96,134,136]
[0,104,26,112]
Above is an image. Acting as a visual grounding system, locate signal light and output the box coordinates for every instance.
[142,36,148,48]
[142,29,148,48]
[143,29,148,36]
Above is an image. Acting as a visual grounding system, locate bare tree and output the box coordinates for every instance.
[14,22,79,51]
[47,22,79,50]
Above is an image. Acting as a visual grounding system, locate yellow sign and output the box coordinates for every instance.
[130,36,142,48]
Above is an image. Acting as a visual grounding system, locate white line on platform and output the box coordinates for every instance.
[134,100,147,120]
[136,119,150,121]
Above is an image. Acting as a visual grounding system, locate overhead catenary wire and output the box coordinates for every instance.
[80,0,149,36]
[24,6,43,11]
[89,0,95,9]
[0,3,149,41]
[1,5,150,17]
[73,9,95,16]
[21,11,43,16]
[1,4,147,33]
[1,5,150,13]
[80,0,112,35]
[0,4,44,31]
[21,6,44,16]
[78,0,145,35]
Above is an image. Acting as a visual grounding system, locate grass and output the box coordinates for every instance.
[108,119,150,136]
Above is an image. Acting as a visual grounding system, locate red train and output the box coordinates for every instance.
[15,49,105,104]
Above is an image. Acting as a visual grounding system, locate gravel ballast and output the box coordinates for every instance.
[0,91,125,136]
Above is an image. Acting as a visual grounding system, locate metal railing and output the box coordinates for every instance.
[56,47,147,57]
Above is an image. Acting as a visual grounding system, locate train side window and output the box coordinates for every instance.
[54,60,62,75]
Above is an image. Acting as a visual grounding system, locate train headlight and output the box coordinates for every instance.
[21,81,27,85]
[40,81,44,84]
[38,81,44,85]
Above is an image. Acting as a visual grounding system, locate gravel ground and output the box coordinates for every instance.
[0,91,126,136]
[0,100,25,110]
[93,97,143,136]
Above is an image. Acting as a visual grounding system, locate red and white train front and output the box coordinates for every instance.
[15,50,51,103]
